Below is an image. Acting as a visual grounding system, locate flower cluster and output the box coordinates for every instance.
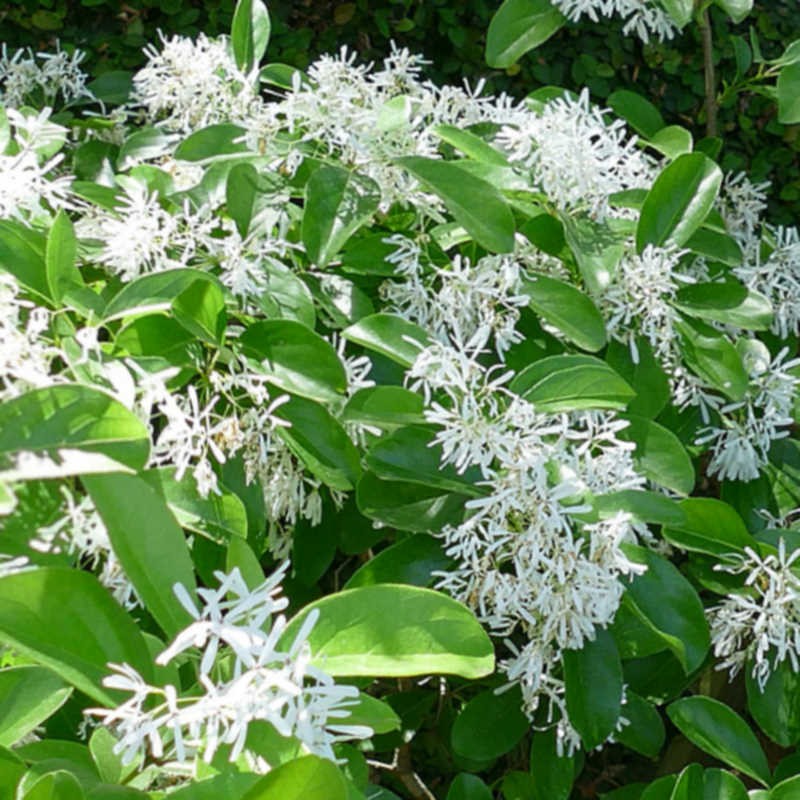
[0,44,92,107]
[551,0,679,43]
[89,565,371,769]
[709,539,800,690]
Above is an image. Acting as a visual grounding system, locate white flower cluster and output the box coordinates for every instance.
[552,0,679,43]
[132,33,259,133]
[381,236,529,356]
[709,539,800,690]
[0,108,73,220]
[407,338,646,751]
[89,565,371,768]
[496,88,655,218]
[697,346,800,482]
[0,44,92,107]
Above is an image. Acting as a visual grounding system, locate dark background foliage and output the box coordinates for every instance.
[2,0,799,218]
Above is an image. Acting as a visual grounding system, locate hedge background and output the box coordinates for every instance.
[2,0,798,219]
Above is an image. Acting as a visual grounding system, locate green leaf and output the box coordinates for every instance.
[520,275,606,352]
[0,667,72,747]
[511,355,636,412]
[0,220,49,301]
[226,162,260,238]
[302,165,380,268]
[606,338,671,419]
[636,154,722,252]
[771,775,800,800]
[618,414,695,496]
[240,320,347,403]
[647,126,693,160]
[451,686,530,761]
[346,694,401,735]
[0,569,152,705]
[675,317,749,402]
[446,774,492,800]
[275,395,361,490]
[356,472,469,533]
[563,628,623,750]
[140,468,247,544]
[615,691,665,758]
[22,771,84,800]
[345,534,452,589]
[623,547,710,674]
[172,275,227,346]
[231,0,270,72]
[684,228,743,267]
[529,729,575,800]
[701,769,747,800]
[103,269,223,323]
[562,216,626,295]
[432,125,510,166]
[485,0,565,68]
[45,210,81,304]
[117,127,174,169]
[279,585,494,678]
[673,282,772,330]
[667,697,770,786]
[669,764,704,800]
[608,90,665,138]
[342,313,430,367]
[173,124,250,162]
[343,387,425,430]
[241,755,347,800]
[0,385,150,476]
[84,473,197,638]
[778,63,800,124]
[662,498,756,557]
[366,426,484,496]
[714,0,753,22]
[395,156,515,253]
[746,658,800,747]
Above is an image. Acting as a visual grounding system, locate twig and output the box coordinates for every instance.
[699,7,718,138]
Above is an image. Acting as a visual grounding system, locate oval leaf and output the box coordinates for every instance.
[485,0,565,68]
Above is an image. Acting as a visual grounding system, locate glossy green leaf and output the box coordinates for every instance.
[606,338,671,419]
[675,317,749,402]
[279,584,494,678]
[302,165,380,267]
[366,426,484,496]
[667,697,770,786]
[0,220,49,300]
[529,728,575,800]
[356,472,469,533]
[512,355,636,412]
[636,154,722,252]
[241,755,347,800]
[395,156,515,252]
[771,775,800,800]
[22,771,84,800]
[647,126,693,160]
[172,275,227,345]
[173,124,250,162]
[662,498,756,556]
[562,215,626,295]
[778,63,800,124]
[231,0,270,72]
[660,0,693,26]
[343,387,425,430]
[563,628,623,750]
[623,546,710,674]
[240,319,347,402]
[701,769,748,800]
[345,534,452,589]
[593,490,686,527]
[117,127,174,169]
[669,764,704,800]
[346,694,401,735]
[432,125,510,166]
[684,227,743,267]
[0,569,152,705]
[520,275,607,352]
[452,686,529,761]
[342,313,430,367]
[446,774,493,800]
[45,210,81,304]
[615,691,665,758]
[485,0,565,68]
[608,89,665,138]
[275,395,361,490]
[714,0,753,22]
[85,472,197,638]
[0,384,150,475]
[0,667,72,747]
[618,414,695,495]
[746,657,800,747]
[673,282,772,330]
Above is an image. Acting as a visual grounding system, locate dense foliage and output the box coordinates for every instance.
[2,0,800,798]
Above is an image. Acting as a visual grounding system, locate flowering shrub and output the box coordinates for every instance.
[2,1,800,797]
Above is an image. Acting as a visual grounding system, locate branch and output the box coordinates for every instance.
[699,7,718,138]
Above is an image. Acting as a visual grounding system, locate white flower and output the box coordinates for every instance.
[132,33,260,133]
[0,44,92,107]
[709,539,800,689]
[551,0,678,43]
[88,566,371,769]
